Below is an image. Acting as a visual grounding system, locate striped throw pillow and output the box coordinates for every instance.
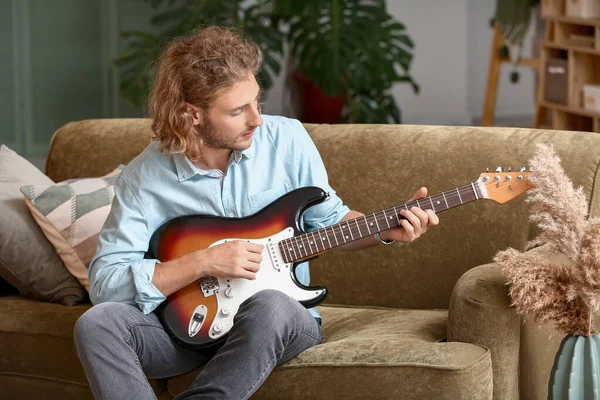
[20,167,123,290]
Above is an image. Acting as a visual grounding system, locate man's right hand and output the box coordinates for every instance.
[153,240,264,297]
[201,241,264,281]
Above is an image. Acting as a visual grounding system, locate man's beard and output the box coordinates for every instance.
[195,114,255,153]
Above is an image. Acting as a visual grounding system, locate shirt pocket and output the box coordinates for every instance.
[247,183,291,213]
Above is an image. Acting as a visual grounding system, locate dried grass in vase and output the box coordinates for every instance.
[494,143,600,336]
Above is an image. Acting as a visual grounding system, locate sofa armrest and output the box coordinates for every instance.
[448,262,520,400]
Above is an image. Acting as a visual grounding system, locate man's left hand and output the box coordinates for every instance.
[380,187,439,243]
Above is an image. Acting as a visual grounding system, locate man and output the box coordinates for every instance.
[73,26,439,400]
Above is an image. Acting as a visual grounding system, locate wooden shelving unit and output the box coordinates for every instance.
[534,1,600,132]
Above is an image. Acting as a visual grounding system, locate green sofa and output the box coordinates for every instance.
[2,119,600,400]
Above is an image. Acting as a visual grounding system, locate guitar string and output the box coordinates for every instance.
[313,178,516,239]
[279,177,528,260]
[281,187,472,258]
[285,182,476,253]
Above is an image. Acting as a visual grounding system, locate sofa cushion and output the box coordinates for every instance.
[0,145,86,305]
[20,167,123,290]
[167,305,493,399]
[0,295,167,399]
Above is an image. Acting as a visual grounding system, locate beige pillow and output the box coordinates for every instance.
[21,167,123,290]
[0,145,86,305]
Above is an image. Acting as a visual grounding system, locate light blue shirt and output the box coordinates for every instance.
[89,115,350,319]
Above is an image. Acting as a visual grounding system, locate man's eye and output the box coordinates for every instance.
[231,109,243,116]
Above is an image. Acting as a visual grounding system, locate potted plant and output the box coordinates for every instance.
[279,0,419,123]
[115,0,418,124]
[495,143,600,399]
[114,0,285,108]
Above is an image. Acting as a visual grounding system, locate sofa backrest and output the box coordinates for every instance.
[46,119,600,309]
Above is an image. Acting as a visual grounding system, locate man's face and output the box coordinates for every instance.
[193,73,263,152]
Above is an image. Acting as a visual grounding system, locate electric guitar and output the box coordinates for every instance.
[153,169,535,349]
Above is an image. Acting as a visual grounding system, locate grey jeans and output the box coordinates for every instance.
[73,289,322,400]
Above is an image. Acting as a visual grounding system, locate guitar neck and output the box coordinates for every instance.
[278,181,484,263]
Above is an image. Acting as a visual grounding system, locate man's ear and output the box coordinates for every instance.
[185,103,203,126]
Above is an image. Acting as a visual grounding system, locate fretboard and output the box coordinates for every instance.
[278,182,483,263]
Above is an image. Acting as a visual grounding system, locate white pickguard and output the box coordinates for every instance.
[188,227,325,340]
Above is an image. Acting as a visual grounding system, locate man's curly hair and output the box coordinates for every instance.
[148,26,262,161]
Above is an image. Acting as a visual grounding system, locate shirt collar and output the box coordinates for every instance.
[173,145,254,182]
[234,146,253,162]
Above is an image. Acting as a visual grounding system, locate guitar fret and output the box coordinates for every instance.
[383,210,391,228]
[279,179,497,263]
[331,226,339,246]
[338,224,346,243]
[297,236,307,258]
[315,231,323,252]
[374,212,381,232]
[287,240,293,260]
[393,207,401,225]
[290,238,299,260]
[314,231,321,252]
[282,240,291,262]
[317,229,327,251]
[388,209,396,225]
[315,231,322,252]
[354,219,363,238]
[306,233,315,254]
[471,183,479,200]
[294,236,302,258]
[442,192,449,209]
[324,228,332,249]
[303,235,311,256]
[317,230,326,251]
[456,188,463,204]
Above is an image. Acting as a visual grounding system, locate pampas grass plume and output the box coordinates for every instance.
[494,143,600,336]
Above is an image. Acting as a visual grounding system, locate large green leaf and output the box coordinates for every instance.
[287,0,417,96]
[342,89,402,124]
[117,0,418,124]
[115,0,284,108]
[284,0,418,123]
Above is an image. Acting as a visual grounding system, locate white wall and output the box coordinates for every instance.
[264,0,538,126]
[466,0,539,120]
[387,0,470,125]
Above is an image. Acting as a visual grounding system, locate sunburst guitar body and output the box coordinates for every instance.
[154,186,328,349]
[154,171,535,349]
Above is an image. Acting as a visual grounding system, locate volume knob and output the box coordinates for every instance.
[212,323,224,334]
[224,287,235,299]
[221,306,232,316]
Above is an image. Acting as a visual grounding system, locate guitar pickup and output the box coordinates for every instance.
[267,243,283,271]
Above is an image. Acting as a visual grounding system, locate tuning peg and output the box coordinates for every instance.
[520,166,526,172]
[486,167,490,173]
[507,167,512,172]
[495,167,504,172]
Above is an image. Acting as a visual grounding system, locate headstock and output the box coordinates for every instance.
[478,167,535,204]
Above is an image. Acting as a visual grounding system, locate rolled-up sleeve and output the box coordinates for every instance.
[291,120,350,231]
[89,174,165,314]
